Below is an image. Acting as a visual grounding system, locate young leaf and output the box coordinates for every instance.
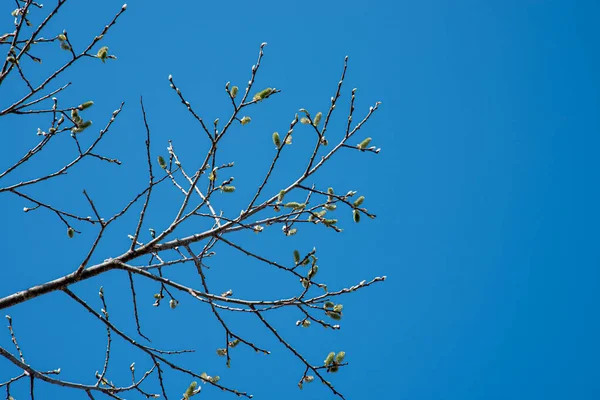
[157,156,167,169]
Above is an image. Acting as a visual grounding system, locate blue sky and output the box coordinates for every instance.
[1,0,600,399]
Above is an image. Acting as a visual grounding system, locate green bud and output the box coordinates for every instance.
[278,189,286,202]
[353,196,365,207]
[253,87,273,101]
[333,304,343,313]
[79,101,94,110]
[183,381,197,399]
[216,348,227,356]
[328,365,339,373]
[302,320,311,328]
[324,204,337,211]
[77,120,92,132]
[272,131,281,148]
[326,311,342,320]
[67,227,75,238]
[353,209,360,223]
[229,339,240,348]
[231,86,239,98]
[322,219,338,227]
[221,185,236,193]
[210,376,220,383]
[335,351,346,363]
[287,228,297,236]
[304,375,314,382]
[308,265,318,279]
[58,34,67,41]
[60,41,71,51]
[358,137,372,150]
[169,299,178,309]
[208,170,216,181]
[157,156,167,169]
[97,46,109,62]
[300,117,311,125]
[324,352,335,366]
[314,111,322,126]
[240,116,251,125]
[293,249,301,263]
[324,301,334,309]
[284,202,306,210]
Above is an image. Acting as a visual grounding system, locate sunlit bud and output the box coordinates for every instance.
[313,112,322,126]
[324,352,335,366]
[353,209,360,223]
[216,348,227,356]
[358,137,372,150]
[253,87,273,101]
[240,116,251,125]
[272,131,281,148]
[97,46,109,62]
[221,185,236,193]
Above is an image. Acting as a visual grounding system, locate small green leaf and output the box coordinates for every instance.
[157,156,167,169]
[293,249,301,264]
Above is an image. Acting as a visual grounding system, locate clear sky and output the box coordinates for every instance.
[1,0,599,399]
